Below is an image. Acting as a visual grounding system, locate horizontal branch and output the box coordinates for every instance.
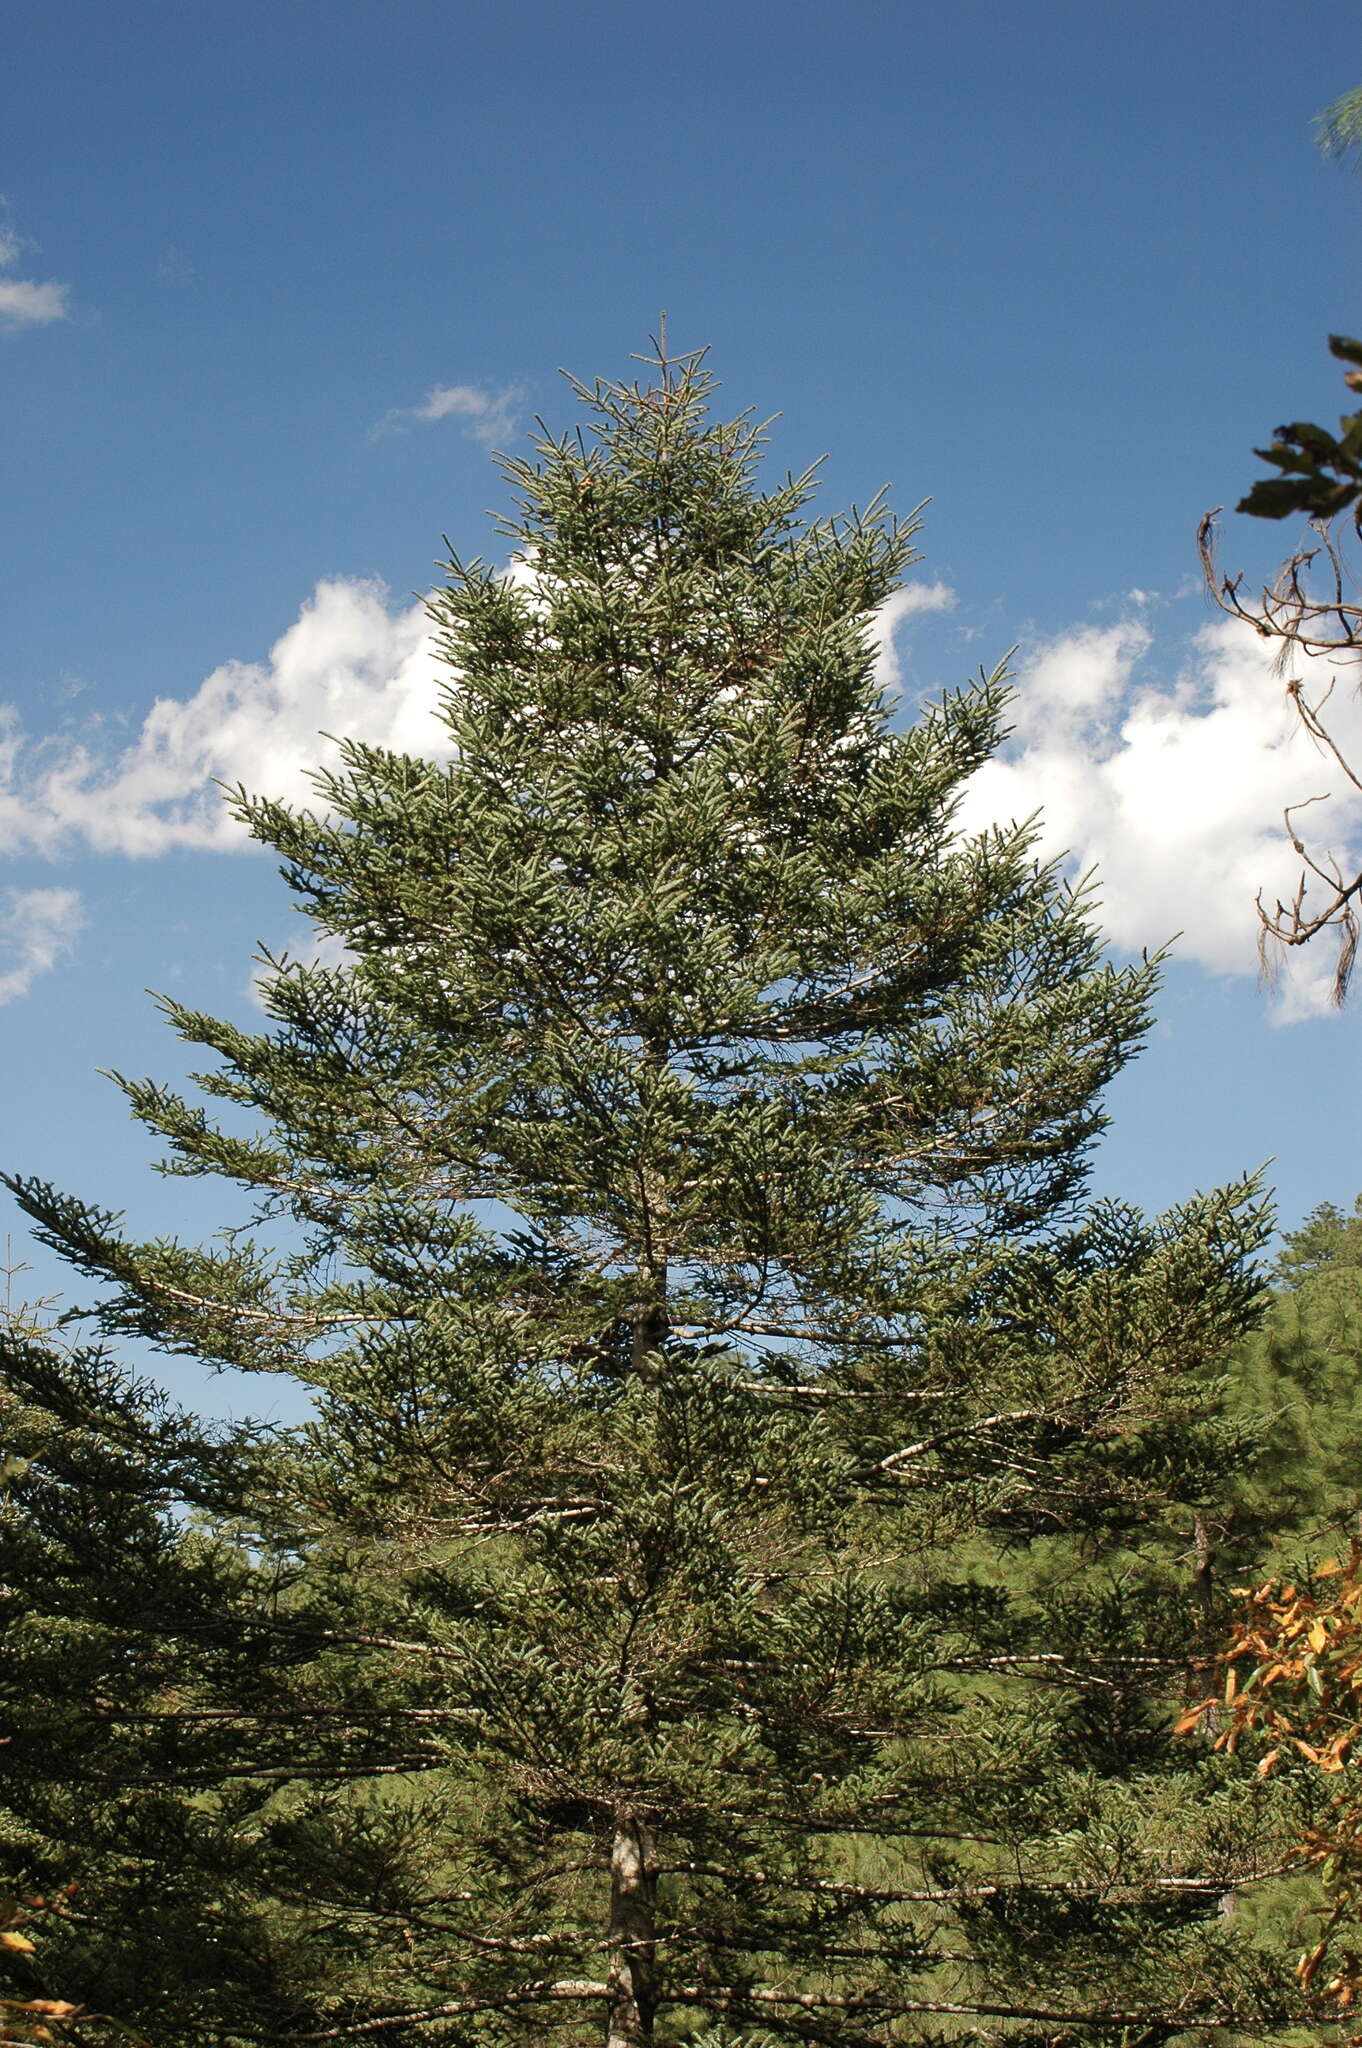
[678,1983,1281,2028]
[661,1859,1279,1902]
[872,1408,1056,1473]
[267,1976,1282,2042]
[274,1979,610,2040]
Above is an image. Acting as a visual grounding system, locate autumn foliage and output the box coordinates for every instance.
[1182,1546,1362,2013]
[0,1887,144,2047]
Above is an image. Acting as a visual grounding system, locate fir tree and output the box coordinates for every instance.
[0,346,1300,2045]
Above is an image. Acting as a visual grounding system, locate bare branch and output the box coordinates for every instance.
[1201,508,1362,999]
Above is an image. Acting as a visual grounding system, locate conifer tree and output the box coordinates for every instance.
[1178,1199,1362,2024]
[1220,1196,1362,1555]
[0,347,1302,2045]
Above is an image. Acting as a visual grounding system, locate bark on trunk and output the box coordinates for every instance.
[610,1138,665,2045]
[629,1298,668,1384]
[605,1808,657,2048]
[1188,1515,1236,1916]
[1191,1512,1214,1623]
[1188,1510,1218,1720]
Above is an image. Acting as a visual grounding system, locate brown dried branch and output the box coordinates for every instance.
[1200,509,1362,1001]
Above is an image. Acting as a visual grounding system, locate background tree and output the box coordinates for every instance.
[1178,1197,1362,2023]
[1184,1552,1362,2027]
[1219,1196,1362,1550]
[0,347,1304,2046]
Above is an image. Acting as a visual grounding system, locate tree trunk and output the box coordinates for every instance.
[629,1297,668,1384]
[605,1807,657,2048]
[1191,1511,1214,1624]
[611,1149,664,2046]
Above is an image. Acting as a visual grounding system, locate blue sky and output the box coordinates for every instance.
[1,0,1359,1384]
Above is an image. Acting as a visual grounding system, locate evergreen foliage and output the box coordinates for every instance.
[1315,84,1362,170]
[0,348,1303,2045]
[1223,1197,1362,1555]
[1179,1199,1362,2023]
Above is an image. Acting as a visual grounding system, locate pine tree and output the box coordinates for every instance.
[0,347,1301,2045]
[1221,1197,1362,1556]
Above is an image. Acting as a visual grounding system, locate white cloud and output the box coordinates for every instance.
[0,888,82,1004]
[7,564,1359,1024]
[871,580,955,694]
[375,380,524,445]
[0,569,946,863]
[955,613,1362,1020]
[0,210,68,329]
[0,579,450,858]
[0,277,68,326]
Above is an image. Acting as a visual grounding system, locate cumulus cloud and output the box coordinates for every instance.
[0,888,82,1004]
[871,580,955,694]
[0,214,69,329]
[374,380,524,445]
[5,565,1359,1024]
[0,579,450,858]
[3,571,943,863]
[955,613,1362,1020]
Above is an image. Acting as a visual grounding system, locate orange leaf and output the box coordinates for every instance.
[1301,1937,1330,1990]
[1257,1747,1282,1776]
[0,1932,35,1952]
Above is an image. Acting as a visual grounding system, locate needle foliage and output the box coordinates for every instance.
[0,348,1301,2046]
